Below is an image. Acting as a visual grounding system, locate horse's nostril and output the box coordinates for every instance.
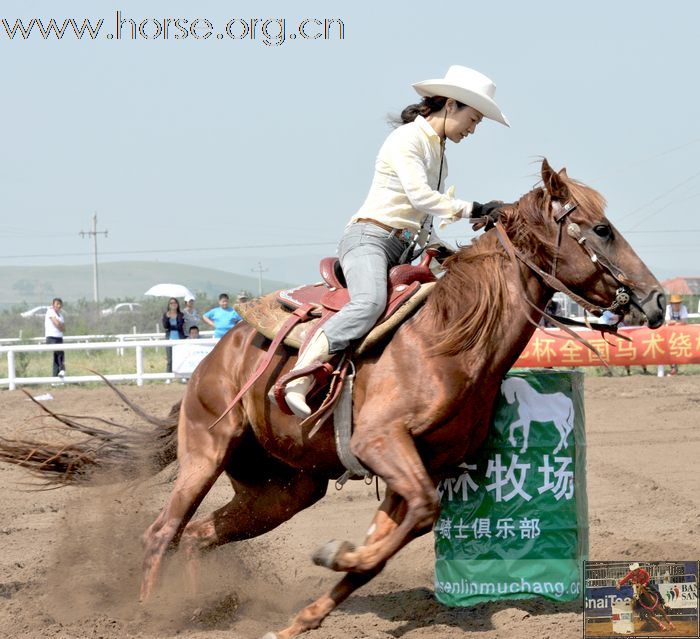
[657,292,667,312]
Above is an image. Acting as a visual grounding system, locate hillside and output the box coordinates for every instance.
[1,261,292,308]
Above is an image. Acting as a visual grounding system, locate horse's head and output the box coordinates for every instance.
[504,159,665,328]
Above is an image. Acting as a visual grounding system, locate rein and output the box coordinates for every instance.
[477,197,639,362]
[638,586,659,611]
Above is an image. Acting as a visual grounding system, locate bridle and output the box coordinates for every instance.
[636,583,660,611]
[549,199,634,315]
[477,195,642,362]
[491,197,636,328]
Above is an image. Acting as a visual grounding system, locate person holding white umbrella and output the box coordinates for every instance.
[162,297,186,373]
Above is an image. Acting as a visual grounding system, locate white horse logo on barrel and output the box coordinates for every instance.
[501,377,574,454]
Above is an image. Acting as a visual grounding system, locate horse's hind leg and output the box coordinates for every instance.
[180,467,327,594]
[140,408,247,602]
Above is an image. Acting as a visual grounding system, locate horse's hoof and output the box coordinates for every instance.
[260,633,278,639]
[311,539,356,569]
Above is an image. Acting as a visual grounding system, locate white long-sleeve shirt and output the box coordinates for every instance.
[351,115,474,233]
[44,308,64,338]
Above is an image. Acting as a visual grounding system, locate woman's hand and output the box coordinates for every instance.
[470,200,506,231]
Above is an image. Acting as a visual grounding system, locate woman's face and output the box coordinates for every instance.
[445,103,483,143]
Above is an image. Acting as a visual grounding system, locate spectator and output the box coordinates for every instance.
[182,294,201,335]
[601,311,649,375]
[162,297,185,374]
[540,298,560,328]
[44,298,65,377]
[202,293,241,339]
[236,291,251,303]
[659,294,689,377]
[598,310,622,376]
[188,325,200,339]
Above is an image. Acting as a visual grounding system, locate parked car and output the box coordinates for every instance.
[20,305,51,318]
[101,302,142,316]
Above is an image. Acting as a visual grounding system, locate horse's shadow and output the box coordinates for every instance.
[339,587,581,636]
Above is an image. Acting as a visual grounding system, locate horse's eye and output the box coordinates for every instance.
[593,224,612,239]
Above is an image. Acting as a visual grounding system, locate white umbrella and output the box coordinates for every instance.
[144,283,195,299]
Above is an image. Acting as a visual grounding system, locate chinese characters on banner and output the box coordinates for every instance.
[434,371,587,606]
[514,324,700,368]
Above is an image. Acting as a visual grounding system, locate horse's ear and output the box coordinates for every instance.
[541,158,570,201]
[559,167,568,178]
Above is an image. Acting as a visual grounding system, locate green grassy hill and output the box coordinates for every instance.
[1,261,292,309]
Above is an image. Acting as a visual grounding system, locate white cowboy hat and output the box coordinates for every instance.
[629,562,640,571]
[412,65,510,127]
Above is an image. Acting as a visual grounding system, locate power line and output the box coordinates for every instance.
[591,136,700,183]
[2,225,700,263]
[0,240,338,260]
[616,169,700,223]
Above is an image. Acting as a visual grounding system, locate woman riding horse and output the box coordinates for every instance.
[0,158,667,639]
[284,65,510,418]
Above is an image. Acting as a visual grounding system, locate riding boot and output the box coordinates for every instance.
[284,331,332,419]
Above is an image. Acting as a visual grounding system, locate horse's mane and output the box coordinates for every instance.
[427,173,606,356]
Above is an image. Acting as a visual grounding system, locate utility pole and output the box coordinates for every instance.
[80,213,108,304]
[251,261,268,297]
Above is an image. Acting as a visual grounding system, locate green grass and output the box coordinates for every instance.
[1,346,170,379]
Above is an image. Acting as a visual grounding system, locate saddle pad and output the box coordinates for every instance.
[236,282,435,356]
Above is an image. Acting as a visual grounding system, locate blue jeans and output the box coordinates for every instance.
[323,222,408,352]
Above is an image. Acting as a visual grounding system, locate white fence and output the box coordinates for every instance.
[0,338,217,390]
[0,329,214,347]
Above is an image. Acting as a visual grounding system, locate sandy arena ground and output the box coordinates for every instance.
[0,375,698,639]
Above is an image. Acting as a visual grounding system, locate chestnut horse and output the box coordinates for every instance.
[634,583,675,631]
[0,160,665,639]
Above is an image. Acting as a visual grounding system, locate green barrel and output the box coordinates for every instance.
[434,369,588,605]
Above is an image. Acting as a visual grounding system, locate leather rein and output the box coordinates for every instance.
[481,197,638,360]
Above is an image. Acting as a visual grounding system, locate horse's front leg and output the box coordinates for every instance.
[508,418,528,453]
[265,490,408,639]
[363,488,406,544]
[313,424,438,573]
[657,603,675,629]
[644,610,666,631]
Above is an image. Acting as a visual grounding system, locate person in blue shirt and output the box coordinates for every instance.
[202,293,241,339]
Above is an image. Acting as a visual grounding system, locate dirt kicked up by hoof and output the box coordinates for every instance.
[311,539,356,569]
[260,633,279,639]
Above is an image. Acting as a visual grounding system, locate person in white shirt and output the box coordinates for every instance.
[659,294,689,376]
[44,297,65,377]
[284,65,510,418]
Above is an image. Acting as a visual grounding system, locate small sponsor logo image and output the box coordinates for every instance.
[584,560,699,638]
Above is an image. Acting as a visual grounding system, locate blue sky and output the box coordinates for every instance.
[2,0,699,288]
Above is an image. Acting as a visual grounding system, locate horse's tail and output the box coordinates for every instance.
[0,376,180,488]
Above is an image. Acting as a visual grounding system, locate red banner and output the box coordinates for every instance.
[514,324,700,367]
